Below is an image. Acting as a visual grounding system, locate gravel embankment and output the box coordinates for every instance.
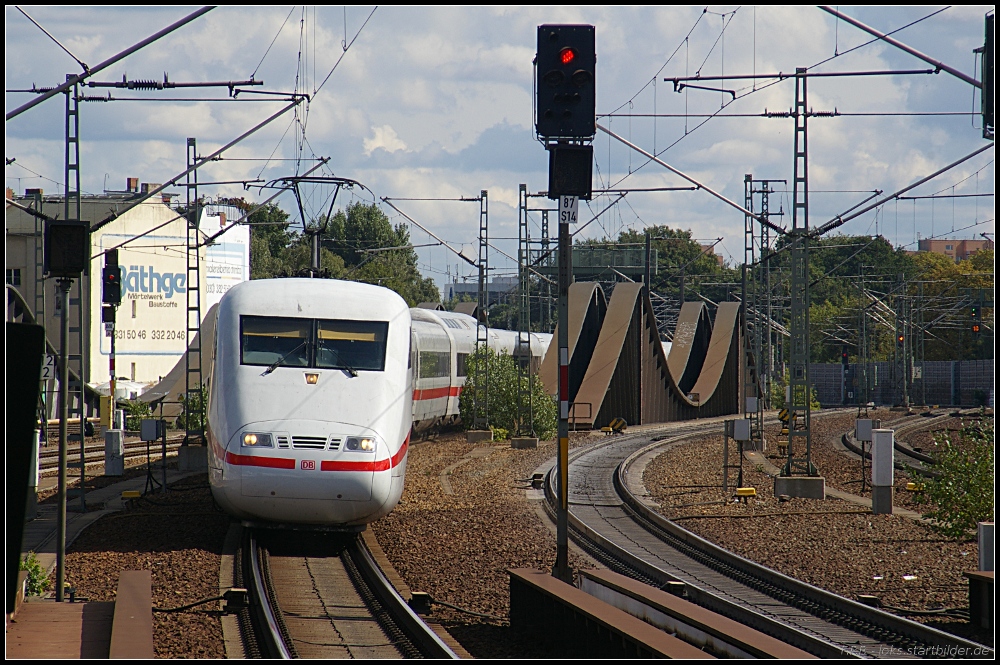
[61,474,229,658]
[369,431,599,658]
[51,409,991,657]
[642,408,991,646]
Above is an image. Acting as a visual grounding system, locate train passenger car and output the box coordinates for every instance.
[208,279,412,528]
[409,307,551,430]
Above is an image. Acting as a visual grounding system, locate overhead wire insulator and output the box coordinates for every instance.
[127,79,162,90]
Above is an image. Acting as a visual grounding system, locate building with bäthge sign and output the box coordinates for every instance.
[5,181,248,419]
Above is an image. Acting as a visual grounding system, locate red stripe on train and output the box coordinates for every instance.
[321,432,409,472]
[412,386,462,400]
[225,451,296,469]
[225,434,409,472]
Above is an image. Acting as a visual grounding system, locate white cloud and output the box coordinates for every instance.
[4,6,993,273]
[363,125,408,156]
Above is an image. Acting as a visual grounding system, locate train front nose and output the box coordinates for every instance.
[222,426,389,524]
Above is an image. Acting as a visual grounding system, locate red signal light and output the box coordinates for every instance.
[560,47,576,65]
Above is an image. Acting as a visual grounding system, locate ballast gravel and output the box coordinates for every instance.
[54,407,991,657]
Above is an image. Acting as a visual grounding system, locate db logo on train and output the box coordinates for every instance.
[301,460,316,470]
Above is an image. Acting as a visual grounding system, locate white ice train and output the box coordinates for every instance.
[207,278,551,528]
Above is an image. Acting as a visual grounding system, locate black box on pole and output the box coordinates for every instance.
[44,219,90,277]
[548,144,593,200]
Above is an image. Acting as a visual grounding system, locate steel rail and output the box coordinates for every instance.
[542,425,858,658]
[351,536,460,659]
[241,527,457,659]
[245,531,294,659]
[38,439,183,473]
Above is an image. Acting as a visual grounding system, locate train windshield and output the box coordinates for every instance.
[240,316,389,372]
[240,317,311,368]
[316,320,388,372]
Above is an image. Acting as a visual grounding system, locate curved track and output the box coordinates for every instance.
[544,418,992,659]
[237,527,457,659]
[840,409,991,479]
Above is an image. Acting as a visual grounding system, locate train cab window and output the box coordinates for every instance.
[456,353,468,377]
[240,316,311,367]
[316,319,388,372]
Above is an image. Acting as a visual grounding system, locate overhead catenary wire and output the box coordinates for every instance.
[15,6,90,72]
[601,6,956,194]
[6,6,215,121]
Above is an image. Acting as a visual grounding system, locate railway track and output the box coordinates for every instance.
[236,527,458,659]
[840,408,992,478]
[38,435,185,474]
[543,415,992,659]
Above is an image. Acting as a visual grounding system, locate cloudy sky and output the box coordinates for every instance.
[6,6,995,292]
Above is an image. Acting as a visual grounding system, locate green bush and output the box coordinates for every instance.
[122,398,151,431]
[459,348,557,440]
[176,388,206,431]
[769,370,821,410]
[915,415,994,539]
[19,551,50,596]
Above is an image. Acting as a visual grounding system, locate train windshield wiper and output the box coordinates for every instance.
[261,341,308,376]
[328,348,359,377]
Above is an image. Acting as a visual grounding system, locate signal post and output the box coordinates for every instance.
[535,23,595,582]
[44,218,90,601]
[102,249,123,412]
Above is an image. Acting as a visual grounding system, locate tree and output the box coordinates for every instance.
[245,200,437,304]
[458,347,557,439]
[276,237,346,279]
[612,225,736,302]
[248,203,295,279]
[323,202,439,305]
[915,415,995,539]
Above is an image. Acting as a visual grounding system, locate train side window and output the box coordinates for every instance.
[418,351,450,378]
[456,353,468,377]
[316,319,389,372]
[240,316,311,368]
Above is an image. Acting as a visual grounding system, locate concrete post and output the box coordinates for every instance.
[871,429,894,514]
[105,430,125,476]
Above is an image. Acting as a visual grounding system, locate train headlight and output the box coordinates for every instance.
[344,436,377,452]
[242,432,273,448]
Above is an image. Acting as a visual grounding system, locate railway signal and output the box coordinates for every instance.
[102,251,122,306]
[535,24,596,140]
[536,23,596,584]
[841,347,849,366]
[970,303,983,334]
